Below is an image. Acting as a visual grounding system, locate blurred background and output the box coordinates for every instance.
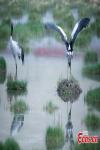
[0,0,100,150]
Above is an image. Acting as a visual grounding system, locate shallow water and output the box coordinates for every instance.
[0,53,100,150]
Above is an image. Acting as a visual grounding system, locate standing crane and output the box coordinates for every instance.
[9,23,24,79]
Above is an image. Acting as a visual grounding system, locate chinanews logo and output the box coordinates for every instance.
[77,131,99,144]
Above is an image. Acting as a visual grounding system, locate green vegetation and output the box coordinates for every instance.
[4,138,20,150]
[0,23,9,50]
[14,21,45,52]
[0,57,6,71]
[0,20,45,52]
[0,0,100,52]
[46,126,65,150]
[43,101,58,114]
[7,79,27,93]
[85,113,100,130]
[75,141,100,150]
[84,51,98,63]
[0,138,20,150]
[0,57,6,83]
[83,63,100,80]
[0,142,4,150]
[0,71,6,84]
[85,87,100,111]
[7,89,27,97]
[10,100,28,114]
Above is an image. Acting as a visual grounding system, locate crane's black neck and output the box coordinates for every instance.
[65,41,73,52]
[11,23,13,36]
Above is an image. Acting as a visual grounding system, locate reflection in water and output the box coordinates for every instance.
[0,54,99,150]
[7,74,27,103]
[10,114,24,136]
[7,92,17,104]
[7,77,18,103]
[65,103,74,150]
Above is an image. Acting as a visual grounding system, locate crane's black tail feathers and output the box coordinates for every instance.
[11,23,13,36]
[21,48,24,64]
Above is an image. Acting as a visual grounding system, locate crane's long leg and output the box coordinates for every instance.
[15,60,17,80]
[13,55,17,80]
[67,62,69,80]
[68,62,71,80]
[69,63,71,79]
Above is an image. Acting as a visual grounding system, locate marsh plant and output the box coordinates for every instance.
[0,57,7,83]
[75,141,100,150]
[43,101,58,114]
[84,113,100,130]
[0,142,4,150]
[0,71,6,84]
[85,87,100,111]
[0,138,20,150]
[0,0,100,52]
[10,100,28,114]
[46,126,65,150]
[7,77,27,93]
[84,51,98,64]
[0,57,6,71]
[83,63,100,81]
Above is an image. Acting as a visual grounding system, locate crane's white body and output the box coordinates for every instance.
[8,23,24,79]
[9,36,21,58]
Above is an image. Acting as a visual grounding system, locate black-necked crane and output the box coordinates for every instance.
[9,23,24,79]
[44,18,90,78]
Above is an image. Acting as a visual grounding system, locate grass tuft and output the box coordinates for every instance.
[84,51,98,63]
[7,79,27,92]
[85,87,100,111]
[46,126,64,150]
[82,63,100,81]
[4,138,20,150]
[75,141,100,150]
[43,101,58,114]
[85,113,100,130]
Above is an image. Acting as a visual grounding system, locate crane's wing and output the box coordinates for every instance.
[44,23,68,46]
[70,18,90,48]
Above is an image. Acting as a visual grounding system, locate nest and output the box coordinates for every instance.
[57,78,82,102]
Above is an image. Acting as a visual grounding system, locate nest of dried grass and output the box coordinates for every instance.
[57,78,82,102]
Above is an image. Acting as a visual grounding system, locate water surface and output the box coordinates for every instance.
[0,54,99,150]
